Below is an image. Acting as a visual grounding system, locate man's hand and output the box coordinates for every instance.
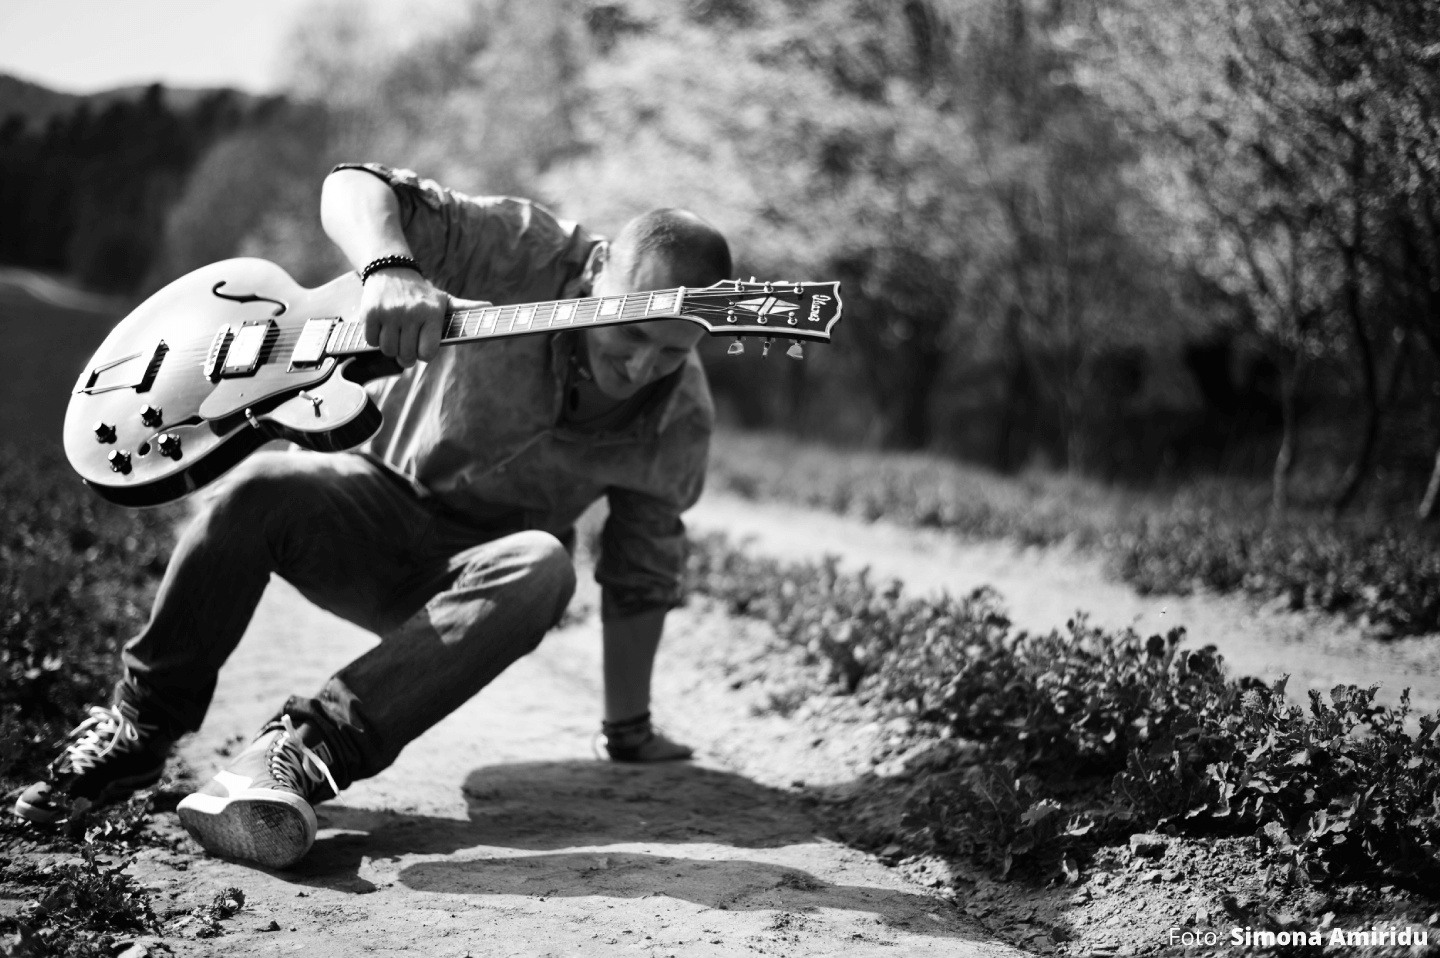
[360,269,490,368]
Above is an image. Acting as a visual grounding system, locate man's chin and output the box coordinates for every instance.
[594,376,641,401]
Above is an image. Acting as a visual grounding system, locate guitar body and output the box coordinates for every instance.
[64,259,391,507]
[63,258,843,507]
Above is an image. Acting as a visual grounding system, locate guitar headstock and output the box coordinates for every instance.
[676,280,843,345]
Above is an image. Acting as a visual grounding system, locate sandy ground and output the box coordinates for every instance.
[687,492,1440,714]
[128,569,1020,957]
[117,488,1440,955]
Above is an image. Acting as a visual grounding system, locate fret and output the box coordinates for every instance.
[648,290,678,314]
[554,301,576,324]
[514,304,536,329]
[598,297,624,319]
[575,300,600,324]
[534,302,557,329]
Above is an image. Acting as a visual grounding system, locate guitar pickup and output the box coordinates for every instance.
[288,318,337,370]
[220,320,272,377]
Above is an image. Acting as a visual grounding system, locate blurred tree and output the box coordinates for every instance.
[1088,0,1440,514]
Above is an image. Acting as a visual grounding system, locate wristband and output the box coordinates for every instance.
[359,254,422,284]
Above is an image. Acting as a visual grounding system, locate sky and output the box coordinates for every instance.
[0,0,462,95]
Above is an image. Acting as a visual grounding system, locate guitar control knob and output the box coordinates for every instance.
[108,449,132,474]
[94,421,116,443]
[140,405,163,428]
[157,433,183,460]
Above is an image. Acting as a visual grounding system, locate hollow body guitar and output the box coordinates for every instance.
[64,258,842,507]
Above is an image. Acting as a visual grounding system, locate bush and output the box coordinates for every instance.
[709,431,1440,637]
[686,532,1440,889]
[0,446,177,788]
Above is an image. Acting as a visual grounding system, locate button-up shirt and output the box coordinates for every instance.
[336,163,713,619]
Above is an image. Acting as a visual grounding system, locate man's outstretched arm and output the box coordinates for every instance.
[320,168,477,368]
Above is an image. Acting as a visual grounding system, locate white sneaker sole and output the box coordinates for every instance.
[177,787,317,869]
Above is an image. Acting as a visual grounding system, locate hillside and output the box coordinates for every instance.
[0,71,260,130]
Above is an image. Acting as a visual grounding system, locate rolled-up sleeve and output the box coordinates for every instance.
[597,430,708,620]
[330,162,586,302]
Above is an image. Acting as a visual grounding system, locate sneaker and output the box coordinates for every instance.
[13,703,170,823]
[601,712,694,762]
[176,715,339,869]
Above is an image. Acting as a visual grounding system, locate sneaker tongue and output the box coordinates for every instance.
[310,740,335,769]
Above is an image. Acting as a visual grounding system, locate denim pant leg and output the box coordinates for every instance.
[281,529,577,789]
[120,450,436,737]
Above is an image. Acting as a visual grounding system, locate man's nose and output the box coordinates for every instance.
[624,347,658,381]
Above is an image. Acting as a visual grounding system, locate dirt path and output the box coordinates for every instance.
[121,488,1439,954]
[687,492,1440,715]
[127,569,1019,957]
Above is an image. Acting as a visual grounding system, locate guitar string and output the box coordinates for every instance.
[150,298,808,362]
[146,286,828,364]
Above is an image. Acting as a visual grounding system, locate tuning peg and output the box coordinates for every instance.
[727,338,745,356]
[762,337,773,357]
[787,342,804,360]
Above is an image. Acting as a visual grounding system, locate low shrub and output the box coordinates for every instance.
[686,532,1440,890]
[0,445,177,788]
[709,431,1440,637]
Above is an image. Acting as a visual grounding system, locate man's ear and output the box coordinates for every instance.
[582,241,609,290]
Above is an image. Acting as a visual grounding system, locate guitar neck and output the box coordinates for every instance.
[323,288,689,356]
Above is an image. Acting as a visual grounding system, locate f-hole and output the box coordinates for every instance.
[212,281,288,316]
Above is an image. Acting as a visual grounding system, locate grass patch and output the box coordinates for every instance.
[0,444,181,955]
[709,430,1440,637]
[686,531,1440,894]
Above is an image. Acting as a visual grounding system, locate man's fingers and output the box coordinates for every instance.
[365,312,382,348]
[378,319,400,363]
[417,314,443,362]
[397,322,420,368]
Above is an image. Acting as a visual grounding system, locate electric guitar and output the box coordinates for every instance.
[64,258,842,507]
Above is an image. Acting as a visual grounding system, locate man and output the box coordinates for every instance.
[15,163,730,869]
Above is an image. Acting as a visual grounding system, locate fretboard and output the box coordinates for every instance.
[323,288,688,356]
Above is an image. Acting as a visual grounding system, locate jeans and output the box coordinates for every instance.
[119,450,576,791]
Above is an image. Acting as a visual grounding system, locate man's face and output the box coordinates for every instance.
[584,251,705,400]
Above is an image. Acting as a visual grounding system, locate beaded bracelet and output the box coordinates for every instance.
[359,254,422,284]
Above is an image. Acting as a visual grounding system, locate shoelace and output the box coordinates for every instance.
[267,715,339,800]
[60,704,151,774]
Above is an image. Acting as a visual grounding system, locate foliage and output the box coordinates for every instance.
[685,531,1440,889]
[0,84,272,293]
[0,446,177,789]
[710,429,1440,635]
[0,847,158,956]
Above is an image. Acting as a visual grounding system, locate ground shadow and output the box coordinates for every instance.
[306,759,822,867]
[275,760,976,940]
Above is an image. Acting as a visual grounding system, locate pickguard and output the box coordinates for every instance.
[196,358,337,421]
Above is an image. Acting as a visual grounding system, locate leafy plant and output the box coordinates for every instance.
[709,431,1440,637]
[686,531,1440,889]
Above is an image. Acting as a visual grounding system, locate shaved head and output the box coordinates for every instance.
[609,208,732,289]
